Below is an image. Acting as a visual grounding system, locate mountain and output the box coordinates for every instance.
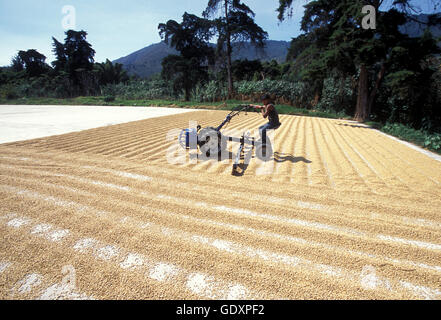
[114,14,440,79]
[114,40,290,79]
[229,40,290,62]
[114,42,178,79]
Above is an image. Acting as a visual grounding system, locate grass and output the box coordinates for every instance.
[0,96,350,120]
[365,121,441,155]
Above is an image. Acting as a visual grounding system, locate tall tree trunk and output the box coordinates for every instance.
[354,1,382,121]
[313,88,320,107]
[367,63,386,117]
[226,38,233,98]
[184,84,190,101]
[355,64,369,122]
[224,0,234,98]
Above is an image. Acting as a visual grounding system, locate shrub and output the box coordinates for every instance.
[102,80,175,100]
[191,81,227,102]
[424,135,441,151]
[0,84,19,100]
[235,80,308,107]
[103,95,115,102]
[381,122,441,153]
[316,76,354,114]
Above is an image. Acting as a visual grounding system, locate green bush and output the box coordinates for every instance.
[381,122,441,153]
[235,80,308,107]
[191,81,228,102]
[316,76,354,114]
[102,80,175,100]
[104,79,313,106]
[103,95,115,102]
[0,84,19,100]
[424,135,441,151]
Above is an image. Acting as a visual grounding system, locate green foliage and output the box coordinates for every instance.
[1,30,131,100]
[281,0,441,127]
[0,84,19,100]
[103,95,115,102]
[162,55,210,101]
[101,80,175,100]
[276,0,294,21]
[235,79,307,106]
[316,75,355,114]
[94,59,129,86]
[381,122,441,152]
[93,77,312,108]
[203,0,268,95]
[51,30,97,96]
[262,60,282,79]
[376,34,441,130]
[283,1,341,97]
[159,12,215,100]
[286,34,311,61]
[12,49,50,77]
[203,0,268,47]
[191,80,228,102]
[424,135,441,151]
[231,59,262,81]
[159,13,215,60]
[52,30,96,74]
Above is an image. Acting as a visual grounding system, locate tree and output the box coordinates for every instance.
[262,60,282,80]
[379,29,440,128]
[11,56,24,73]
[286,34,312,62]
[11,49,50,77]
[284,0,340,106]
[161,55,211,101]
[277,0,296,21]
[203,0,268,98]
[94,59,128,86]
[52,30,96,78]
[52,30,96,95]
[158,12,215,101]
[231,59,262,81]
[51,38,67,72]
[278,0,441,121]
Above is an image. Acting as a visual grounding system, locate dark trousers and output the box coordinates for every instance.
[259,122,280,144]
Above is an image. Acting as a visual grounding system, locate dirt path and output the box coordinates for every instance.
[1,110,440,299]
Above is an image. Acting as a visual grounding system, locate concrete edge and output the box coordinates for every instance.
[342,120,441,162]
[0,106,202,145]
[374,129,441,163]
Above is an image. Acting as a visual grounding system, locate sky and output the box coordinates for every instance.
[0,0,308,67]
[0,0,438,67]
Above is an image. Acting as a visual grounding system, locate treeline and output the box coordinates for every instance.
[1,0,441,135]
[278,0,441,132]
[154,0,441,132]
[0,30,128,99]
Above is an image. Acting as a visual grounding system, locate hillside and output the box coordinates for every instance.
[114,13,440,80]
[114,42,178,79]
[114,40,290,79]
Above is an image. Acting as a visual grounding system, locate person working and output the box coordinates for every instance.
[251,94,281,145]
